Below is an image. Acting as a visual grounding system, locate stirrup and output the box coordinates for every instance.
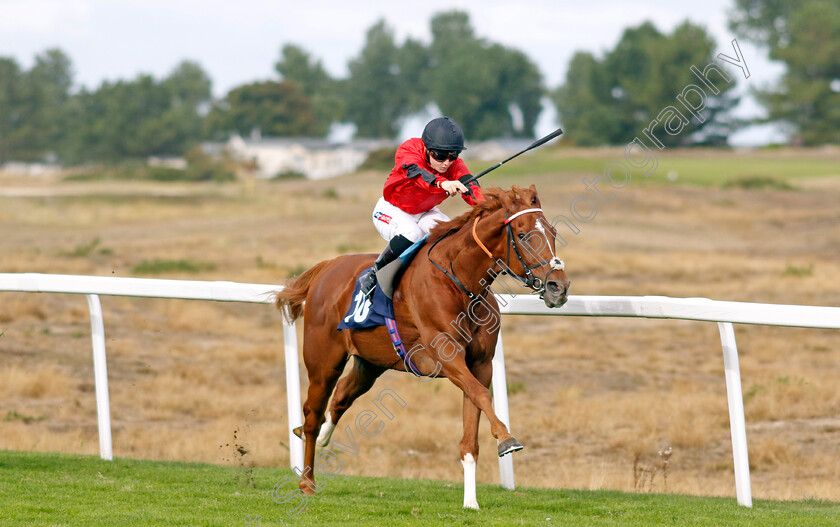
[359,269,377,299]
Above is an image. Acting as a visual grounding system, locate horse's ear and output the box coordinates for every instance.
[529,184,539,206]
[497,188,514,209]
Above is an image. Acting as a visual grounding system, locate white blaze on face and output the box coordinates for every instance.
[508,209,564,277]
[461,453,479,509]
[549,257,565,271]
[533,218,557,260]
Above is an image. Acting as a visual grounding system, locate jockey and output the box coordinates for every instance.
[359,116,485,299]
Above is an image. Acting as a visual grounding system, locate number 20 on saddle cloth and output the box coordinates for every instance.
[337,237,428,375]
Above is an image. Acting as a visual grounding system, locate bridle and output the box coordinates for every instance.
[473,207,564,294]
[428,207,564,300]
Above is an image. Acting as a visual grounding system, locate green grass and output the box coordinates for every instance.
[646,156,839,187]
[722,175,794,190]
[1,450,838,526]
[783,263,815,277]
[59,237,106,258]
[130,258,217,275]
[3,410,48,424]
[466,148,840,188]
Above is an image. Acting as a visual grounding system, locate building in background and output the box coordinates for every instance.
[218,134,395,180]
[202,134,541,180]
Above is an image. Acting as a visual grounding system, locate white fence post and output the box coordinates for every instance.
[717,322,752,507]
[85,294,113,461]
[283,319,304,473]
[492,328,515,490]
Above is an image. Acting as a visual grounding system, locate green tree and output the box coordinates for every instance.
[554,52,623,146]
[341,12,544,140]
[275,44,344,136]
[25,49,74,160]
[0,49,74,162]
[552,21,739,146]
[69,76,169,161]
[64,61,213,163]
[159,60,213,147]
[427,11,544,140]
[395,38,432,115]
[730,0,840,144]
[204,80,319,138]
[344,21,412,138]
[164,60,212,108]
[0,57,23,163]
[275,44,331,97]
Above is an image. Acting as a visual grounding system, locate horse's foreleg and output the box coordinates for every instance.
[461,391,481,510]
[317,357,386,447]
[440,359,522,457]
[460,359,493,510]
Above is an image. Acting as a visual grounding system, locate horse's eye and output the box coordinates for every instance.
[517,233,525,240]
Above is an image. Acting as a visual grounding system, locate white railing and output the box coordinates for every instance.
[498,294,839,507]
[3,273,840,507]
[0,274,300,471]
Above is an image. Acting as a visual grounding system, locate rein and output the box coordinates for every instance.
[428,228,481,300]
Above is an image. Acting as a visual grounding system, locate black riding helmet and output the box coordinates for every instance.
[422,117,467,152]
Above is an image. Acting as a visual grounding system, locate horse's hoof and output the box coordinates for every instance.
[498,437,524,457]
[293,426,305,440]
[299,481,317,495]
[463,499,480,510]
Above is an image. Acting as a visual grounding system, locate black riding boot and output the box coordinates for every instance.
[359,235,413,299]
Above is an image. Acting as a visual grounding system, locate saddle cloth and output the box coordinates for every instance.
[336,271,393,330]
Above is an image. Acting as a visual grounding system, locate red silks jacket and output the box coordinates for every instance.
[383,138,484,214]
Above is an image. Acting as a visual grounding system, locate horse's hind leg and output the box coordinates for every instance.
[299,334,349,494]
[317,356,387,447]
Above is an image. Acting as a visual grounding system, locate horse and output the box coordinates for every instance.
[274,185,570,509]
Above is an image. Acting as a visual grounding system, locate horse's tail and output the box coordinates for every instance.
[274,260,330,322]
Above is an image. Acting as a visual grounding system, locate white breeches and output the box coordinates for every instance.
[371,197,450,243]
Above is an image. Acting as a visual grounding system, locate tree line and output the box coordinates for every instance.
[0,3,836,165]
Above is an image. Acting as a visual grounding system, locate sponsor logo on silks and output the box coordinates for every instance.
[374,212,392,224]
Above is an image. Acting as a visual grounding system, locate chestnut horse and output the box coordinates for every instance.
[275,185,570,509]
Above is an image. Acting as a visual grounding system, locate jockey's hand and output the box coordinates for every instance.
[440,180,468,196]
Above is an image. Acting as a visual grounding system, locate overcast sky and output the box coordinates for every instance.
[0,0,787,144]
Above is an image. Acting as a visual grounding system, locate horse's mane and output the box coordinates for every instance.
[428,185,535,242]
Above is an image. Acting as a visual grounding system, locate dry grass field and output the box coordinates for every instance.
[1,147,839,503]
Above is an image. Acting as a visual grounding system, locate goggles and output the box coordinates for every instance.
[428,149,460,162]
